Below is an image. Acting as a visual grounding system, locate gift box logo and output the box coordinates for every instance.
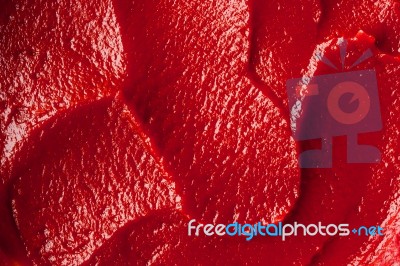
[286,40,382,168]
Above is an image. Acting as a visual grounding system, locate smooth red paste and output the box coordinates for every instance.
[0,0,399,265]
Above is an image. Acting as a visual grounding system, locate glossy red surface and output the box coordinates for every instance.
[12,96,179,265]
[1,0,399,265]
[0,0,125,263]
[113,0,300,225]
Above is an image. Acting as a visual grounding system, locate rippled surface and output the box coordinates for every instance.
[1,0,399,265]
[114,0,300,225]
[12,96,179,265]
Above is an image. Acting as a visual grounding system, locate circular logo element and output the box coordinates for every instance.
[327,81,370,125]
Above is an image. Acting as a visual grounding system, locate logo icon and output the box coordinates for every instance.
[286,39,382,168]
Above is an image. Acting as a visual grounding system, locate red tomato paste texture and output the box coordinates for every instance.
[0,0,399,265]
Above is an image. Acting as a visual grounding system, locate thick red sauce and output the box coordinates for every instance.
[1,0,399,265]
